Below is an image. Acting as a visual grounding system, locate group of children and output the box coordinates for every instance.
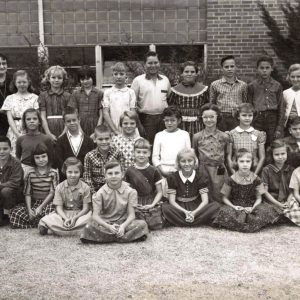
[0,51,300,245]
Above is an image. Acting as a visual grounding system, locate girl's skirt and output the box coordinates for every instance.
[39,210,92,236]
[47,117,65,138]
[162,198,220,227]
[10,198,55,229]
[213,202,281,233]
[80,219,149,243]
[283,197,300,226]
[80,116,98,137]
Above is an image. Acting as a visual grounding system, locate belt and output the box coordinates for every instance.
[47,115,63,119]
[182,116,198,122]
[177,196,198,202]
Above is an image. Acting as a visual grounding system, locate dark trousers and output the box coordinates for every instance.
[0,187,22,210]
[0,114,9,136]
[138,113,164,145]
[253,110,277,148]
[218,113,239,132]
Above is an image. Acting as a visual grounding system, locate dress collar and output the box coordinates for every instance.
[134,163,150,170]
[268,163,292,174]
[145,73,163,80]
[179,170,196,183]
[63,179,82,191]
[48,88,64,95]
[102,181,127,194]
[112,85,128,92]
[235,126,254,133]
[221,76,239,84]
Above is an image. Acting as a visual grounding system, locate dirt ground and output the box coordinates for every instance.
[1,224,300,299]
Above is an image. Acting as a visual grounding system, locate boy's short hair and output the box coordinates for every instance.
[0,135,11,148]
[134,138,151,150]
[61,157,83,176]
[162,106,182,120]
[94,124,111,136]
[78,65,95,83]
[256,55,274,67]
[144,51,159,62]
[31,143,51,167]
[119,110,138,127]
[63,106,79,121]
[288,116,300,128]
[220,55,235,66]
[112,62,126,73]
[0,53,8,62]
[234,103,255,119]
[236,148,253,160]
[104,160,121,172]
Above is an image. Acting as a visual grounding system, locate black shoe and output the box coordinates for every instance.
[135,235,147,242]
[39,225,48,235]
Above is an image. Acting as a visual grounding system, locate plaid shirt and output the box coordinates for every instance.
[83,146,123,194]
[69,87,103,118]
[229,126,266,165]
[209,77,247,113]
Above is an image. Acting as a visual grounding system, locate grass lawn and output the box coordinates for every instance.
[1,224,300,300]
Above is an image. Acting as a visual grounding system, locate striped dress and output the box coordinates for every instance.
[10,168,58,228]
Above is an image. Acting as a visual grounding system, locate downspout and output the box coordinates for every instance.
[37,0,48,65]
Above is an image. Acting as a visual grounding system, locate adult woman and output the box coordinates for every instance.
[168,61,208,138]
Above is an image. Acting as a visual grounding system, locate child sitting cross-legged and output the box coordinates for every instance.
[162,148,220,227]
[80,160,149,243]
[125,138,164,230]
[213,148,280,232]
[38,157,92,236]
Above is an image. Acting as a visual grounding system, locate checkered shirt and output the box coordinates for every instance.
[209,77,247,113]
[83,146,123,194]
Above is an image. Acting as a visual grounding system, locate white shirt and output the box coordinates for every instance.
[131,74,171,115]
[67,130,83,156]
[152,129,191,173]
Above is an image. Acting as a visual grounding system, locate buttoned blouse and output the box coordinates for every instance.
[193,129,229,164]
[53,179,91,210]
[93,181,137,223]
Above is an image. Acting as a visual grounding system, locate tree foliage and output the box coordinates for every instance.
[257,0,300,69]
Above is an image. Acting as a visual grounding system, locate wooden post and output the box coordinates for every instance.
[95,45,103,89]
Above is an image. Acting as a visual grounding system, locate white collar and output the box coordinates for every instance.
[67,130,82,138]
[112,85,128,92]
[179,170,195,183]
[235,126,254,133]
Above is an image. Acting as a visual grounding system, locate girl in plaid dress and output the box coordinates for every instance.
[168,61,209,139]
[262,139,300,226]
[10,144,57,228]
[227,103,266,175]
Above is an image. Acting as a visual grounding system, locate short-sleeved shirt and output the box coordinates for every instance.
[261,163,294,202]
[103,86,136,130]
[209,77,247,113]
[229,126,266,164]
[93,181,137,223]
[247,77,283,112]
[38,89,71,115]
[167,170,209,198]
[53,179,91,210]
[69,87,103,118]
[193,129,229,164]
[24,168,59,200]
[289,167,300,191]
[131,74,171,115]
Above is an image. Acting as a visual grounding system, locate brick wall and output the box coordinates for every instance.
[206,0,289,82]
[0,0,207,47]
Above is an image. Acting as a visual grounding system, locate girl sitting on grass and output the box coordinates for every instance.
[162,148,220,227]
[213,148,280,232]
[262,140,300,226]
[10,144,57,228]
[38,157,92,236]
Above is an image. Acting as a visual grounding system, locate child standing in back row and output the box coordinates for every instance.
[103,62,136,135]
[69,65,103,137]
[248,56,283,146]
[39,65,71,141]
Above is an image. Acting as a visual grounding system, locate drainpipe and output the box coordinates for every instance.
[37,0,48,65]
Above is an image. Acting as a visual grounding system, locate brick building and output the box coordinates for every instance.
[0,0,290,85]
